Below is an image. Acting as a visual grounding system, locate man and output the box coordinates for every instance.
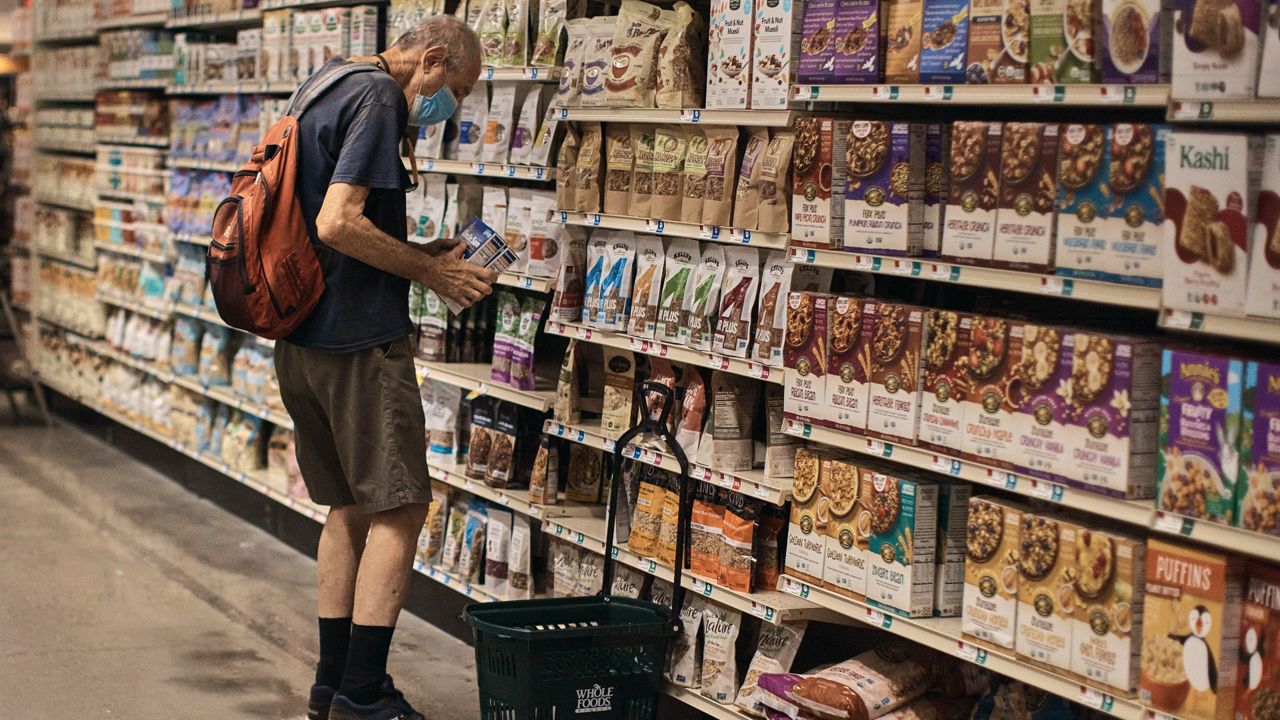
[273,15,491,720]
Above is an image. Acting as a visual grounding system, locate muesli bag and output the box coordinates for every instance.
[555,125,580,210]
[456,86,489,162]
[482,82,519,163]
[527,191,562,278]
[669,594,707,688]
[701,606,743,704]
[630,126,657,218]
[735,622,808,717]
[510,296,545,391]
[758,131,795,233]
[628,236,666,339]
[573,122,603,213]
[656,1,707,108]
[681,127,709,223]
[503,0,528,65]
[604,0,674,108]
[509,84,545,165]
[752,252,792,366]
[733,127,772,230]
[491,291,520,384]
[532,0,568,67]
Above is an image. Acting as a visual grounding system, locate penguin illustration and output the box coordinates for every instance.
[1240,627,1264,691]
[1170,605,1217,694]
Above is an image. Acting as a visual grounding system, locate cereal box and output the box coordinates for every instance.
[1015,514,1081,674]
[1014,324,1071,482]
[1158,349,1245,524]
[866,469,938,618]
[348,5,379,58]
[1171,0,1263,99]
[1244,135,1280,319]
[791,118,851,249]
[867,302,930,445]
[994,123,1059,272]
[1060,332,1161,499]
[797,0,840,83]
[845,121,926,256]
[920,310,971,455]
[933,481,971,617]
[784,292,830,424]
[966,0,1030,82]
[960,316,1024,469]
[962,496,1031,648]
[262,10,292,83]
[1055,124,1112,280]
[919,0,971,82]
[1105,123,1168,287]
[942,121,1003,264]
[1070,529,1146,695]
[1235,561,1280,720]
[923,124,950,255]
[822,457,874,600]
[752,0,803,109]
[1029,0,1099,83]
[1259,0,1280,96]
[1140,540,1244,720]
[883,0,925,82]
[833,0,882,83]
[1100,0,1170,82]
[708,0,754,109]
[1238,361,1280,536]
[786,447,840,584]
[826,296,872,433]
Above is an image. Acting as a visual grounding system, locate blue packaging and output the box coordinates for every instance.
[919,0,971,82]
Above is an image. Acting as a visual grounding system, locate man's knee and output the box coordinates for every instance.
[370,502,430,536]
[327,504,373,534]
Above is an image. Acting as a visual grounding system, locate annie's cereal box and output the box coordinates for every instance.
[1238,361,1280,536]
[844,121,926,256]
[920,0,971,82]
[867,301,930,445]
[1163,131,1264,317]
[994,122,1059,272]
[1029,0,1099,83]
[1015,514,1081,674]
[798,0,839,83]
[1171,0,1263,99]
[784,291,830,424]
[920,310,971,455]
[1100,0,1170,82]
[791,117,851,250]
[752,0,803,109]
[1070,529,1146,695]
[1244,135,1280,319]
[1105,123,1168,287]
[1140,540,1244,720]
[960,316,1025,469]
[1159,349,1245,524]
[1055,124,1112,280]
[966,0,1030,82]
[822,457,874,600]
[883,0,925,82]
[962,496,1031,649]
[1235,561,1280,720]
[787,447,840,584]
[833,0,882,83]
[866,468,938,618]
[1014,324,1071,482]
[934,481,971,617]
[826,296,872,433]
[708,0,754,109]
[943,121,1003,264]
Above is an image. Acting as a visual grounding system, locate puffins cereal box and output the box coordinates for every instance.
[1015,514,1081,674]
[823,457,874,600]
[1140,540,1244,720]
[1244,135,1280,319]
[1235,561,1280,720]
[1014,324,1071,482]
[844,121,926,256]
[791,118,851,250]
[1159,349,1245,524]
[1106,124,1168,287]
[866,468,938,618]
[960,316,1024,469]
[1171,0,1263,99]
[826,296,872,433]
[867,302,930,445]
[784,292,830,424]
[920,310,972,455]
[962,496,1031,649]
[920,0,971,82]
[994,122,1060,272]
[943,121,1003,264]
[1238,361,1280,536]
[1070,529,1146,695]
[1055,124,1112,280]
[966,0,1030,82]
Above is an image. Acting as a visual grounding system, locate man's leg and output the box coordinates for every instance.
[315,506,372,689]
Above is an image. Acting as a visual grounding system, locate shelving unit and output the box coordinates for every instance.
[1158,309,1280,346]
[556,107,796,126]
[496,272,554,293]
[555,211,789,250]
[1167,99,1280,124]
[794,83,1170,107]
[169,157,241,173]
[413,360,556,412]
[35,247,96,270]
[415,157,554,182]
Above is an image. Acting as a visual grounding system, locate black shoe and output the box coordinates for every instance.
[308,684,336,720]
[328,676,424,720]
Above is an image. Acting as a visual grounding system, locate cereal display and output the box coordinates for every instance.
[920,311,972,455]
[784,292,832,424]
[960,316,1024,468]
[1239,361,1280,536]
[993,123,1059,271]
[1070,529,1146,694]
[1245,135,1280,319]
[866,469,938,618]
[1014,324,1070,482]
[1171,0,1263,98]
[792,118,851,250]
[1054,124,1112,279]
[1236,561,1280,720]
[1015,513,1080,673]
[1159,350,1245,524]
[867,302,930,445]
[963,496,1031,648]
[826,296,872,432]
[822,457,875,600]
[943,121,1003,264]
[844,121,926,256]
[920,0,971,82]
[934,482,972,617]
[1101,0,1169,82]
[786,447,842,584]
[967,0,1031,82]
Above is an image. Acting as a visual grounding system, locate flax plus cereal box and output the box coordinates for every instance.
[1029,0,1099,83]
[1055,124,1111,280]
[866,468,938,618]
[822,457,875,600]
[963,496,1031,648]
[1245,135,1280,319]
[751,0,803,109]
[967,0,1030,82]
[845,121,926,256]
[934,481,972,617]
[798,0,839,83]
[833,0,882,83]
[1171,0,1262,99]
[1105,123,1168,287]
[920,0,971,82]
[923,124,950,255]
[708,0,754,109]
[1236,561,1280,720]
[1015,513,1081,674]
[1101,0,1170,82]
[791,118,851,249]
[960,316,1024,469]
[1238,361,1280,536]
[1141,540,1244,720]
[1159,349,1245,524]
[787,447,841,584]
[1014,324,1071,482]
[826,296,872,433]
[784,291,830,424]
[994,123,1060,272]
[883,0,926,82]
[943,121,1003,265]
[867,302,930,445]
[920,310,972,455]
[1070,529,1146,695]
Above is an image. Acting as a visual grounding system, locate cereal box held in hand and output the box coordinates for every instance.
[1159,349,1244,525]
[1055,124,1111,280]
[865,467,938,618]
[942,121,1003,265]
[1070,529,1146,695]
[1170,0,1263,99]
[784,292,830,425]
[1015,513,1080,674]
[822,457,874,600]
[962,496,1031,649]
[844,121,926,256]
[866,302,930,445]
[1238,361,1280,536]
[919,310,971,456]
[1235,561,1280,720]
[1244,134,1280,319]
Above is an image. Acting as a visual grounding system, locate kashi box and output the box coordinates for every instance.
[1100,0,1171,83]
[866,301,930,445]
[923,124,950,255]
[1159,349,1245,524]
[962,496,1032,649]
[752,0,803,109]
[1014,324,1071,482]
[1235,561,1280,720]
[844,121,926,256]
[1171,0,1263,99]
[1105,123,1168,287]
[943,121,1003,264]
[866,468,938,618]
[1140,540,1244,720]
[1029,0,1098,83]
[920,0,971,82]
[784,291,831,424]
[833,0,881,83]
[786,447,844,584]
[1070,529,1146,695]
[791,118,851,250]
[1238,361,1280,536]
[920,310,972,456]
[960,316,1025,469]
[822,457,875,600]
[1060,332,1161,499]
[1015,513,1081,674]
[966,0,1030,82]
[933,481,971,618]
[797,0,839,83]
[825,295,872,433]
[707,0,755,109]
[994,122,1060,272]
[883,0,925,82]
[1055,124,1112,280]
[1244,134,1280,319]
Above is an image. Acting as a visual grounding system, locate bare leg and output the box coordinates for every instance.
[352,502,430,626]
[318,505,373,618]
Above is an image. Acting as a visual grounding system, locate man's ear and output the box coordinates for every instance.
[422,45,448,70]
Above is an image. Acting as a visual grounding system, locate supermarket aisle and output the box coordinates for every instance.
[0,421,480,720]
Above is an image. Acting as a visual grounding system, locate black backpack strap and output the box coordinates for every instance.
[285,62,380,119]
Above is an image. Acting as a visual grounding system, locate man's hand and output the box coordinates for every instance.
[419,242,498,309]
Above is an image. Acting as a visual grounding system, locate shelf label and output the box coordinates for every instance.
[866,439,892,458]
[705,354,730,371]
[1154,511,1195,536]
[484,67,495,80]
[692,578,714,597]
[931,455,963,476]
[747,363,770,381]
[802,86,820,100]
[1162,309,1206,331]
[1033,85,1067,102]
[574,430,586,443]
[574,326,592,340]
[589,214,602,226]
[782,577,811,599]
[1078,687,1115,712]
[751,483,772,501]
[870,85,900,100]
[1026,480,1065,502]
[506,165,517,177]
[921,85,952,101]
[554,424,566,437]
[728,228,753,244]
[628,337,647,352]
[1038,276,1074,297]
[526,68,540,80]
[559,210,568,223]
[520,276,533,289]
[646,559,658,573]
[645,219,666,234]
[680,109,702,123]
[750,603,777,622]
[465,382,489,401]
[558,108,569,120]
[534,167,546,180]
[955,642,988,665]
[865,608,892,629]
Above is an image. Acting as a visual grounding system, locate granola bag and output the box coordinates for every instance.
[583,234,609,328]
[503,0,528,65]
[657,239,700,344]
[476,0,507,66]
[504,187,532,274]
[466,397,495,480]
[652,125,689,220]
[555,125,580,210]
[702,127,741,227]
[491,290,520,384]
[551,539,580,597]
[456,85,489,162]
[528,433,560,504]
[628,236,666,338]
[611,563,648,598]
[599,232,637,331]
[565,443,604,503]
[670,594,708,688]
[604,123,635,215]
[509,84,545,166]
[630,126,657,218]
[714,246,761,358]
[486,402,520,488]
[628,467,665,557]
[755,504,788,587]
[509,296,545,391]
[484,506,514,598]
[756,643,935,720]
[733,127,772,230]
[604,0,674,108]
[426,383,461,463]
[656,472,683,567]
[736,622,808,717]
[685,245,727,351]
[528,190,562,278]
[573,122,603,213]
[690,482,725,576]
[578,17,618,107]
[675,368,708,457]
[529,101,564,167]
[602,346,637,433]
[532,0,567,67]
[482,82,519,163]
[576,551,604,594]
[656,1,707,109]
[720,493,760,592]
[701,371,758,471]
[752,251,793,366]
[441,499,469,571]
[458,502,488,582]
[508,515,534,599]
[551,228,587,321]
[554,338,583,424]
[701,606,744,704]
[759,131,795,233]
[681,127,709,222]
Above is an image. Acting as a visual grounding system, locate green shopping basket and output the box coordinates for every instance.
[465,382,694,720]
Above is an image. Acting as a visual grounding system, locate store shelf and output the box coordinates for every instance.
[1152,510,1280,561]
[497,272,554,293]
[33,30,99,45]
[34,313,104,339]
[544,419,792,506]
[96,188,167,205]
[664,684,751,720]
[481,66,561,82]
[413,360,556,412]
[34,92,97,103]
[555,211,790,250]
[172,302,275,347]
[411,560,500,603]
[1168,99,1280,124]
[33,195,94,212]
[94,133,169,148]
[415,157,553,182]
[789,247,1163,311]
[99,77,171,91]
[1158,309,1280,346]
[166,7,263,29]
[777,576,1143,720]
[545,320,782,385]
[555,107,796,127]
[169,157,242,173]
[426,456,601,522]
[34,138,97,155]
[35,246,96,270]
[173,375,295,431]
[92,342,175,382]
[93,242,168,264]
[171,231,210,246]
[96,291,174,322]
[166,81,295,96]
[97,11,170,29]
[794,83,1169,107]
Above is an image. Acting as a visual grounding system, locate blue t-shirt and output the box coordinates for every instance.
[286,58,413,352]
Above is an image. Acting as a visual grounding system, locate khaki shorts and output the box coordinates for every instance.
[274,336,431,513]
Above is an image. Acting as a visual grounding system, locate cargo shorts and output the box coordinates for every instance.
[274,336,431,513]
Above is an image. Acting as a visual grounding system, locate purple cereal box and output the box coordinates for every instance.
[1159,349,1244,522]
[798,0,839,83]
[1100,0,1168,83]
[1015,325,1072,483]
[1238,361,1280,536]
[844,121,925,255]
[833,0,881,84]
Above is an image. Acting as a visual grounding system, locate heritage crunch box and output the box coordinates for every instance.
[1159,349,1244,524]
[866,469,938,618]
[1105,124,1168,287]
[866,301,930,445]
[833,0,882,83]
[826,296,872,433]
[1014,324,1070,482]
[822,457,875,600]
[919,0,970,82]
[1140,540,1244,720]
[920,310,972,455]
[844,121,925,256]
[960,316,1025,469]
[786,447,843,584]
[1235,561,1280,720]
[943,121,1003,264]
[994,123,1059,272]
[751,0,803,109]
[1170,0,1263,99]
[1238,361,1280,536]
[1015,514,1081,674]
[933,481,971,617]
[784,292,831,424]
[1244,134,1280,319]
[791,118,851,250]
[1055,124,1112,280]
[1070,529,1146,695]
[962,496,1031,649]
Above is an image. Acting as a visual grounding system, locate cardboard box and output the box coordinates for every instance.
[825,296,872,433]
[933,481,971,617]
[962,496,1031,648]
[967,0,1030,82]
[833,0,882,83]
[1015,513,1081,674]
[797,0,840,83]
[883,0,925,82]
[317,8,352,67]
[994,122,1059,271]
[784,291,830,424]
[866,469,938,618]
[1014,324,1070,481]
[1259,0,1280,96]
[791,118,851,250]
[1070,529,1146,695]
[942,121,1002,264]
[1100,0,1171,82]
[1235,561,1280,720]
[867,301,930,445]
[707,0,754,109]
[1158,349,1245,524]
[1171,0,1263,99]
[822,457,874,600]
[960,316,1024,468]
[1140,540,1244,720]
[349,5,380,57]
[1055,124,1112,280]
[920,310,971,455]
[922,124,950,255]
[751,0,802,109]
[1105,123,1168,287]
[786,447,841,584]
[919,0,971,82]
[236,29,261,82]
[262,10,292,83]
[1244,135,1280,318]
[1237,361,1280,536]
[1029,0,1099,82]
[844,121,926,256]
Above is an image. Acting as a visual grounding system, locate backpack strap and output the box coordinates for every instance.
[285,62,381,119]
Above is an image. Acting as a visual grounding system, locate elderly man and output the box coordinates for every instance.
[273,15,492,720]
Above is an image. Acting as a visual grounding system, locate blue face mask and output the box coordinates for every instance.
[408,84,457,128]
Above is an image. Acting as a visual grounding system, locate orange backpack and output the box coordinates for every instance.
[206,63,381,340]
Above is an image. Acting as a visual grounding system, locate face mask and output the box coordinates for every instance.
[408,72,457,128]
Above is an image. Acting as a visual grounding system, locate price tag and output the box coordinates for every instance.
[630,446,643,460]
[629,337,647,352]
[866,439,892,458]
[589,214,602,226]
[750,603,777,622]
[484,67,495,79]
[526,68,540,80]
[475,163,486,175]
[921,85,953,101]
[521,275,533,289]
[645,219,666,234]
[1162,309,1205,330]
[955,642,988,665]
[646,559,658,573]
[534,167,546,180]
[694,579,714,597]
[650,452,664,468]
[705,354,730,371]
[1078,687,1115,712]
[574,326,592,340]
[927,263,960,281]
[728,228,752,244]
[865,608,892,628]
[888,259,913,275]
[554,424,566,437]
[752,483,772,500]
[1154,511,1195,536]
[1032,85,1067,102]
[1038,276,1074,297]
[869,85,899,101]
[575,430,586,443]
[559,211,568,223]
[747,363,767,380]
[610,547,619,559]
[931,455,963,476]
[680,109,702,123]
[506,165,517,177]
[558,108,569,120]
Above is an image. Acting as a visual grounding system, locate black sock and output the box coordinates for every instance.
[339,623,396,704]
[316,617,352,689]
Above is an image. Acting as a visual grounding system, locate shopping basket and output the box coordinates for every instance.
[465,382,694,720]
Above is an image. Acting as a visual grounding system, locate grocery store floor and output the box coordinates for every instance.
[0,418,481,720]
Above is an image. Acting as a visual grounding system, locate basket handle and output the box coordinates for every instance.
[602,381,691,625]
